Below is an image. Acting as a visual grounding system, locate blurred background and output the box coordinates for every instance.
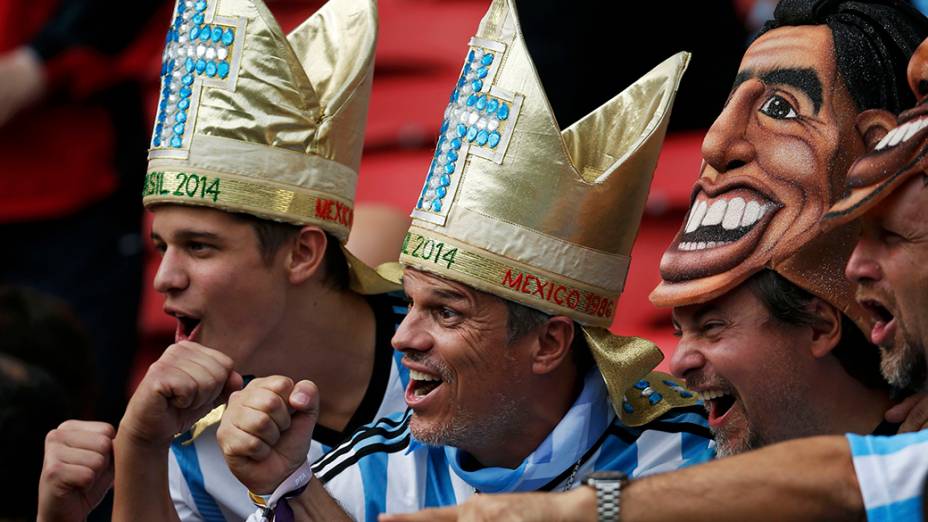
[0,0,866,518]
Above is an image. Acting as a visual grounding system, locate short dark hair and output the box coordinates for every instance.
[231,213,350,291]
[745,269,886,390]
[503,299,594,374]
[759,0,928,115]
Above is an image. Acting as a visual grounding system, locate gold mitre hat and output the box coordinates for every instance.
[397,0,692,406]
[143,0,395,294]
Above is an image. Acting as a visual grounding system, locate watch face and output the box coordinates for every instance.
[585,471,627,482]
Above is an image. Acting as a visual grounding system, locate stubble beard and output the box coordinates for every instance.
[881,332,928,394]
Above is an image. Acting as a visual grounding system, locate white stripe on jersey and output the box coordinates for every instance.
[850,432,928,511]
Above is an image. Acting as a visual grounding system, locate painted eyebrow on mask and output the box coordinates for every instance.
[731,67,823,114]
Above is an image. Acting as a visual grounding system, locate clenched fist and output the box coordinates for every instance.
[119,341,242,448]
[38,420,116,522]
[217,376,320,494]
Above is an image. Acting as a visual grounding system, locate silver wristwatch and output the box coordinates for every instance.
[583,471,628,522]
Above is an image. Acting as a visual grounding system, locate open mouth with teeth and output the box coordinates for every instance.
[660,188,780,281]
[698,389,738,427]
[407,368,444,403]
[860,299,897,347]
[173,314,202,343]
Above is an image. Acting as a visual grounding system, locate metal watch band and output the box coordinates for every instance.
[583,471,627,522]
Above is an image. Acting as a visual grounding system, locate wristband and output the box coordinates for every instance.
[249,459,313,522]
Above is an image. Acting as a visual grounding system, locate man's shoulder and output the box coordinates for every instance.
[312,409,415,484]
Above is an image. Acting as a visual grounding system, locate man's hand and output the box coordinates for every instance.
[378,488,596,522]
[118,341,242,448]
[38,420,116,522]
[885,392,928,433]
[217,376,320,494]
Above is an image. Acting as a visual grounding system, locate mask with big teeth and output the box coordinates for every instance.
[651,24,870,317]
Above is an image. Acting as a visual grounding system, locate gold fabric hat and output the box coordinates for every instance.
[143,0,396,294]
[396,0,692,410]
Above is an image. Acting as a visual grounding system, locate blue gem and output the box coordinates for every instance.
[467,49,475,62]
[155,123,163,135]
[477,66,489,79]
[662,380,676,387]
[466,94,478,107]
[192,13,204,25]
[439,175,451,186]
[217,62,230,79]
[159,98,168,111]
[447,150,458,162]
[176,112,187,123]
[440,119,449,133]
[180,86,192,98]
[199,26,211,41]
[622,402,634,414]
[205,61,217,77]
[171,135,183,147]
[466,127,478,142]
[634,380,649,390]
[178,99,190,110]
[481,53,494,66]
[153,136,161,147]
[189,27,199,40]
[476,130,488,146]
[648,393,664,405]
[182,74,194,86]
[444,163,455,174]
[211,27,223,43]
[416,198,423,209]
[457,76,466,88]
[195,59,207,73]
[472,79,483,92]
[158,111,167,122]
[222,28,234,46]
[487,131,502,149]
[487,99,499,114]
[177,2,186,13]
[475,95,487,111]
[456,124,467,138]
[462,62,471,74]
[173,123,185,135]
[432,200,442,212]
[185,57,194,72]
[174,17,183,30]
[437,186,447,198]
[450,138,462,150]
[680,391,693,398]
[195,0,207,12]
[498,103,510,120]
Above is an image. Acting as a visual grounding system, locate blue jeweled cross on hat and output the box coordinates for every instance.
[152,0,246,153]
[414,38,525,225]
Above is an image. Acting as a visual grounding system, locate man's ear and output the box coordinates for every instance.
[808,298,843,359]
[287,226,328,285]
[531,316,575,375]
[856,109,897,151]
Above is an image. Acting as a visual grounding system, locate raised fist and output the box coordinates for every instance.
[38,420,116,522]
[217,376,320,494]
[119,341,242,447]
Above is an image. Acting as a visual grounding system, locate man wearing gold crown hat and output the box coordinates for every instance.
[35,0,416,521]
[212,1,716,520]
[380,1,928,521]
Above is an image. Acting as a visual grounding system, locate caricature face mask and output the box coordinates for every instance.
[651,25,867,307]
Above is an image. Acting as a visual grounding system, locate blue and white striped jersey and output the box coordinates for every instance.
[310,370,714,522]
[848,430,928,522]
[168,292,410,522]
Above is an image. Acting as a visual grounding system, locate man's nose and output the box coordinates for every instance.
[845,238,882,285]
[701,80,762,176]
[391,311,433,354]
[669,338,708,380]
[153,249,189,294]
